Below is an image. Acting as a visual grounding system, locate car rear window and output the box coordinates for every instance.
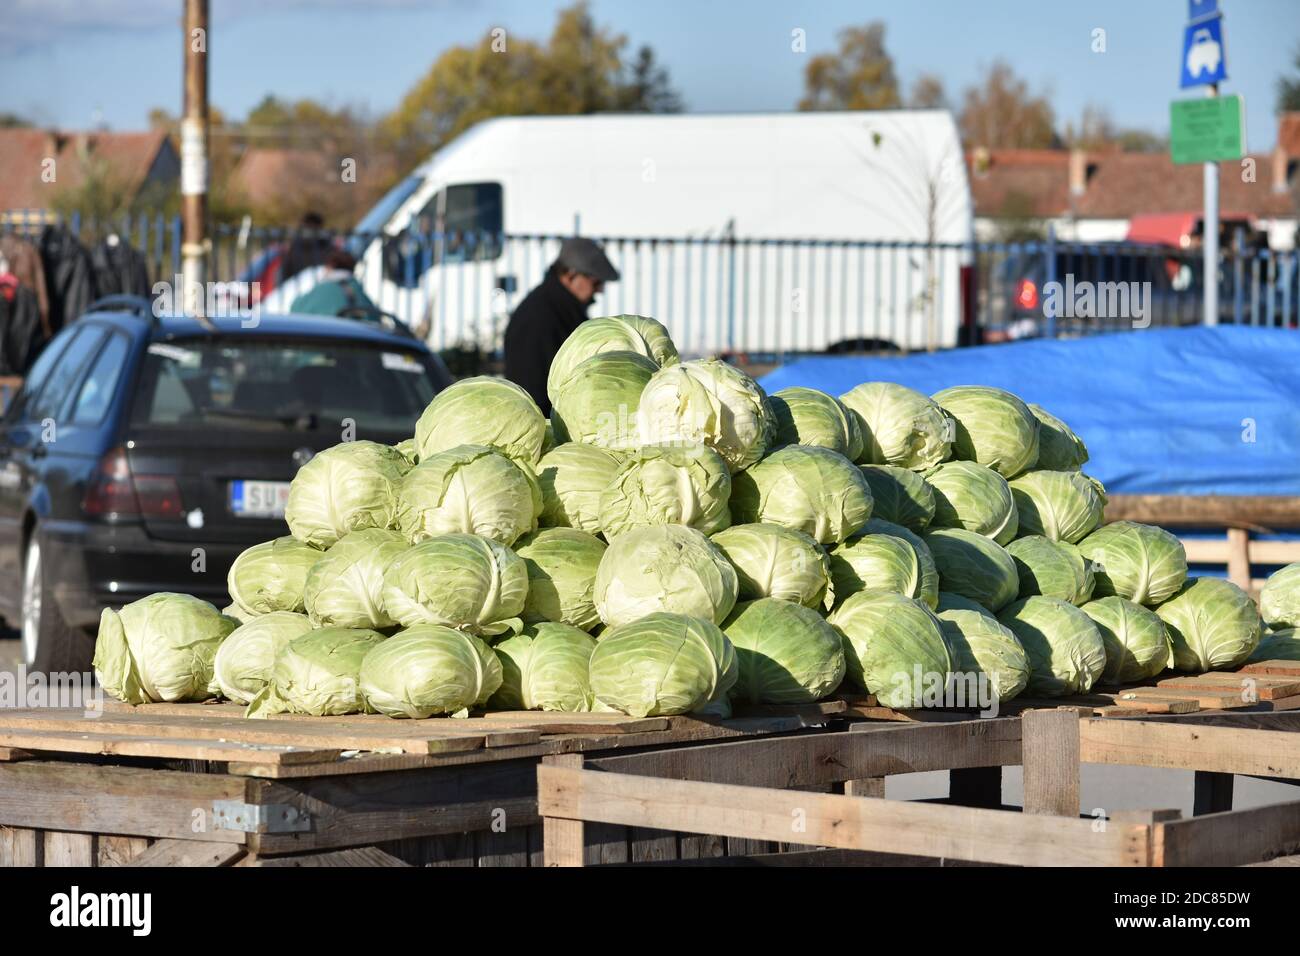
[129,338,438,436]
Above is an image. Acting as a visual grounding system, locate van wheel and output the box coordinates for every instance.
[22,533,91,673]
[825,337,901,355]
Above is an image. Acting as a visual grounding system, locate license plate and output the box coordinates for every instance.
[229,480,291,518]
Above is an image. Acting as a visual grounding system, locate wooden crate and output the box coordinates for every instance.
[538,709,1300,867]
[0,700,840,867]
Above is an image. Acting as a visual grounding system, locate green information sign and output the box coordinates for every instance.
[1169,94,1245,164]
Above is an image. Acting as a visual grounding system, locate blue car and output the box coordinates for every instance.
[0,297,451,671]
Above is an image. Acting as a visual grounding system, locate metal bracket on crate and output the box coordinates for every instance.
[211,800,312,834]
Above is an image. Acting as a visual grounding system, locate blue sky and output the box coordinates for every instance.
[1,0,1296,150]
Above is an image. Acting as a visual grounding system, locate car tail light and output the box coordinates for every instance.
[1016,278,1039,311]
[83,447,184,518]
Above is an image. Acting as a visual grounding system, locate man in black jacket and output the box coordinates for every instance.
[503,237,619,414]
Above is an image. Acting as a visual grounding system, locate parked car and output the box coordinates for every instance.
[0,297,452,671]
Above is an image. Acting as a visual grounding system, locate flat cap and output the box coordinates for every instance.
[557,237,620,282]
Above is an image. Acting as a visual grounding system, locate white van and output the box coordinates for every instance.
[349,111,974,355]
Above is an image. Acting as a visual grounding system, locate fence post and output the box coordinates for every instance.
[726,230,737,354]
[1232,227,1245,326]
[1022,708,1080,816]
[1044,225,1057,339]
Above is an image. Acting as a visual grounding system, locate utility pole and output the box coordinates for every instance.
[180,0,209,317]
[1203,81,1219,327]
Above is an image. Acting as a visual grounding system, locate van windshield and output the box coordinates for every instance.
[347,174,424,255]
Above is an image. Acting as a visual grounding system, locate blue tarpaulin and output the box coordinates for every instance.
[759,327,1300,496]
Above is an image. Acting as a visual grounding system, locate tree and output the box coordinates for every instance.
[798,22,901,111]
[1279,42,1300,112]
[0,112,31,128]
[908,74,948,110]
[617,46,683,113]
[1063,104,1165,153]
[959,61,1056,148]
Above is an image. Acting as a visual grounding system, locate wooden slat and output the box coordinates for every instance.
[1226,527,1251,589]
[43,831,95,866]
[0,826,39,866]
[1109,696,1200,714]
[1022,709,1081,816]
[249,846,410,867]
[97,835,151,867]
[1241,661,1300,678]
[127,839,246,867]
[474,712,669,734]
[1154,800,1300,866]
[1105,494,1300,528]
[538,766,1150,866]
[1157,674,1300,701]
[1079,718,1300,778]
[542,754,585,867]
[1249,541,1300,563]
[1117,687,1249,710]
[0,728,340,766]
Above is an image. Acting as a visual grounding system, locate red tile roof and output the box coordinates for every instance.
[0,129,176,213]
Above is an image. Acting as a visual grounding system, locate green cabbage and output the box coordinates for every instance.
[536,442,622,534]
[723,598,846,704]
[1005,535,1095,605]
[1261,563,1300,629]
[729,445,873,544]
[862,518,940,609]
[599,443,731,537]
[381,533,528,637]
[393,438,418,467]
[594,524,738,627]
[936,590,995,617]
[551,351,658,450]
[213,611,314,704]
[829,591,952,709]
[857,465,936,532]
[636,359,775,471]
[710,523,834,611]
[1009,470,1106,543]
[1080,596,1172,684]
[1248,628,1300,663]
[924,460,1019,544]
[933,385,1039,479]
[247,626,386,717]
[1077,521,1187,605]
[284,440,408,548]
[924,527,1019,611]
[302,527,410,629]
[828,532,926,607]
[998,596,1106,697]
[93,593,237,704]
[588,612,737,717]
[514,527,606,631]
[1028,404,1089,471]
[359,625,503,718]
[227,536,321,616]
[838,381,950,470]
[397,444,542,546]
[546,315,678,405]
[414,376,547,465]
[935,605,1029,702]
[1156,578,1261,673]
[489,623,598,712]
[770,386,861,458]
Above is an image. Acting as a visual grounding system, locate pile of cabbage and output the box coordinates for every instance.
[92,313,1281,718]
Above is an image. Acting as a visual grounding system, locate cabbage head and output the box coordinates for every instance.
[1005,535,1094,605]
[829,591,952,709]
[414,376,547,466]
[382,533,528,637]
[1029,404,1089,471]
[636,359,775,471]
[397,444,542,546]
[222,603,257,625]
[838,382,950,470]
[925,460,1019,544]
[594,524,738,627]
[359,625,503,718]
[1156,578,1261,673]
[710,523,834,611]
[303,527,410,629]
[599,443,731,537]
[723,599,846,705]
[213,611,314,704]
[857,465,936,532]
[393,438,418,467]
[1248,628,1300,663]
[536,442,622,534]
[862,518,940,609]
[247,626,385,717]
[1080,596,1171,684]
[828,532,926,607]
[769,387,861,458]
[935,606,1030,702]
[514,527,606,631]
[285,440,408,548]
[489,623,597,712]
[933,385,1039,479]
[998,596,1106,697]
[1009,470,1106,543]
[546,315,678,405]
[94,593,237,704]
[589,612,737,717]
[924,527,1019,612]
[936,590,995,617]
[729,445,873,544]
[551,351,658,450]
[227,536,321,616]
[1261,563,1300,629]
[1077,521,1187,605]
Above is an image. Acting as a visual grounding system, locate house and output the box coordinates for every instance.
[0,128,179,222]
[966,113,1300,249]
[227,147,397,227]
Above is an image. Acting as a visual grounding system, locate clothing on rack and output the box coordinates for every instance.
[38,225,95,334]
[0,234,50,338]
[0,275,45,375]
[91,234,151,299]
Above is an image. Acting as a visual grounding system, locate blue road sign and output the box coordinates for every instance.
[1188,0,1218,22]
[1181,14,1226,88]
